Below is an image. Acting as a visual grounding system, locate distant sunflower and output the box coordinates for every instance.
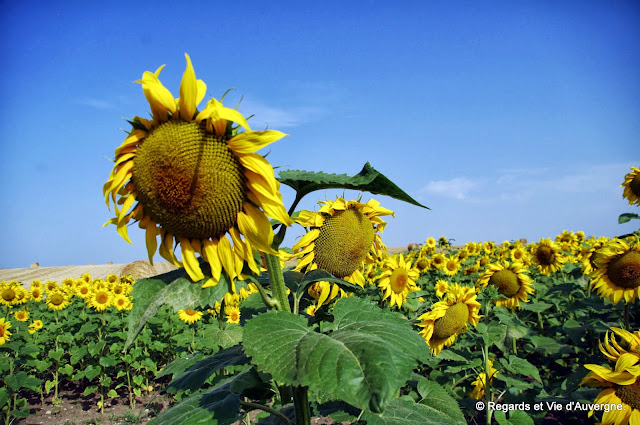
[431,253,446,270]
[75,282,92,299]
[414,257,430,273]
[416,284,481,355]
[114,294,133,311]
[476,261,534,310]
[88,289,113,312]
[225,306,241,324]
[509,246,530,265]
[178,308,203,324]
[590,239,640,305]
[46,290,70,311]
[531,238,566,276]
[28,319,43,335]
[292,197,393,287]
[0,318,11,346]
[621,167,640,206]
[442,255,461,277]
[30,286,44,302]
[61,278,75,292]
[0,281,20,307]
[580,353,640,424]
[14,310,29,322]
[434,279,449,298]
[377,254,419,308]
[425,237,437,250]
[45,280,59,293]
[103,54,292,288]
[470,358,499,400]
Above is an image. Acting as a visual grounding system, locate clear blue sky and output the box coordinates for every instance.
[1,1,639,268]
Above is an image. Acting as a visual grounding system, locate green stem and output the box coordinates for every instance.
[239,401,294,425]
[624,303,630,331]
[252,279,279,310]
[512,337,517,355]
[265,253,290,313]
[484,344,493,425]
[293,386,311,425]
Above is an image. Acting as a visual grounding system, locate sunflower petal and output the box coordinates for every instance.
[237,204,277,255]
[135,65,177,122]
[292,229,320,252]
[179,53,199,121]
[202,238,222,283]
[227,130,288,154]
[180,238,204,282]
[218,236,237,285]
[246,187,293,226]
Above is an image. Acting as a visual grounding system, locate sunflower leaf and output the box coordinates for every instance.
[243,297,428,413]
[278,162,429,209]
[618,212,640,224]
[494,410,535,425]
[361,396,466,425]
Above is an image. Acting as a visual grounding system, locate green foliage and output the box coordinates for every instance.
[278,162,429,209]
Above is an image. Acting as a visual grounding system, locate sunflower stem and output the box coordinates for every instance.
[239,400,294,425]
[252,280,280,310]
[265,253,290,313]
[624,303,630,331]
[293,386,311,425]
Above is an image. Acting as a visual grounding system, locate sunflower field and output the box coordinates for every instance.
[2,56,640,425]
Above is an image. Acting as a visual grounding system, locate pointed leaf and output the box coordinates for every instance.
[278,162,429,209]
[362,396,466,425]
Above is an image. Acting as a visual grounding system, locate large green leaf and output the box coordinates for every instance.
[243,297,428,413]
[167,345,250,393]
[494,410,535,425]
[278,162,429,209]
[362,396,466,425]
[125,267,231,350]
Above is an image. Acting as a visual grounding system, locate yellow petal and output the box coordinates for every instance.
[180,238,204,282]
[292,229,320,252]
[135,65,176,122]
[139,216,158,265]
[202,238,222,283]
[237,204,277,255]
[115,129,146,156]
[218,236,237,283]
[246,186,293,226]
[179,53,199,121]
[196,97,250,132]
[239,153,282,193]
[227,130,287,154]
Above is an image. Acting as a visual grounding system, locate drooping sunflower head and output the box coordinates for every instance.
[103,54,292,290]
[469,358,499,400]
[377,254,420,308]
[590,239,640,305]
[476,261,534,310]
[416,284,481,355]
[621,167,640,206]
[292,197,394,286]
[598,327,640,363]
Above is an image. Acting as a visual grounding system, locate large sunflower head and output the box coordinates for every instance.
[416,284,481,355]
[580,352,640,424]
[476,261,534,310]
[376,254,420,308]
[292,197,394,286]
[621,166,640,206]
[590,239,640,305]
[103,54,292,289]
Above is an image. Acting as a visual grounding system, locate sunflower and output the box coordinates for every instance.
[414,257,430,273]
[177,308,203,324]
[0,318,11,346]
[30,286,44,302]
[28,319,43,335]
[580,353,640,424]
[416,284,481,355]
[438,236,450,248]
[79,273,92,284]
[470,358,499,400]
[113,294,133,311]
[442,255,461,277]
[14,310,29,322]
[46,290,70,311]
[292,197,393,287]
[75,282,92,299]
[45,280,59,293]
[88,289,113,312]
[509,246,530,265]
[590,239,640,305]
[0,281,20,306]
[531,238,566,276]
[207,301,222,317]
[434,279,449,298]
[425,237,437,251]
[307,280,342,307]
[103,54,292,289]
[61,277,76,292]
[377,254,420,308]
[431,253,446,270]
[621,167,640,206]
[225,306,241,324]
[476,261,534,310]
[599,328,640,363]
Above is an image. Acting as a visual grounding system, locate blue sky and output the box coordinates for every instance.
[1,1,639,268]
